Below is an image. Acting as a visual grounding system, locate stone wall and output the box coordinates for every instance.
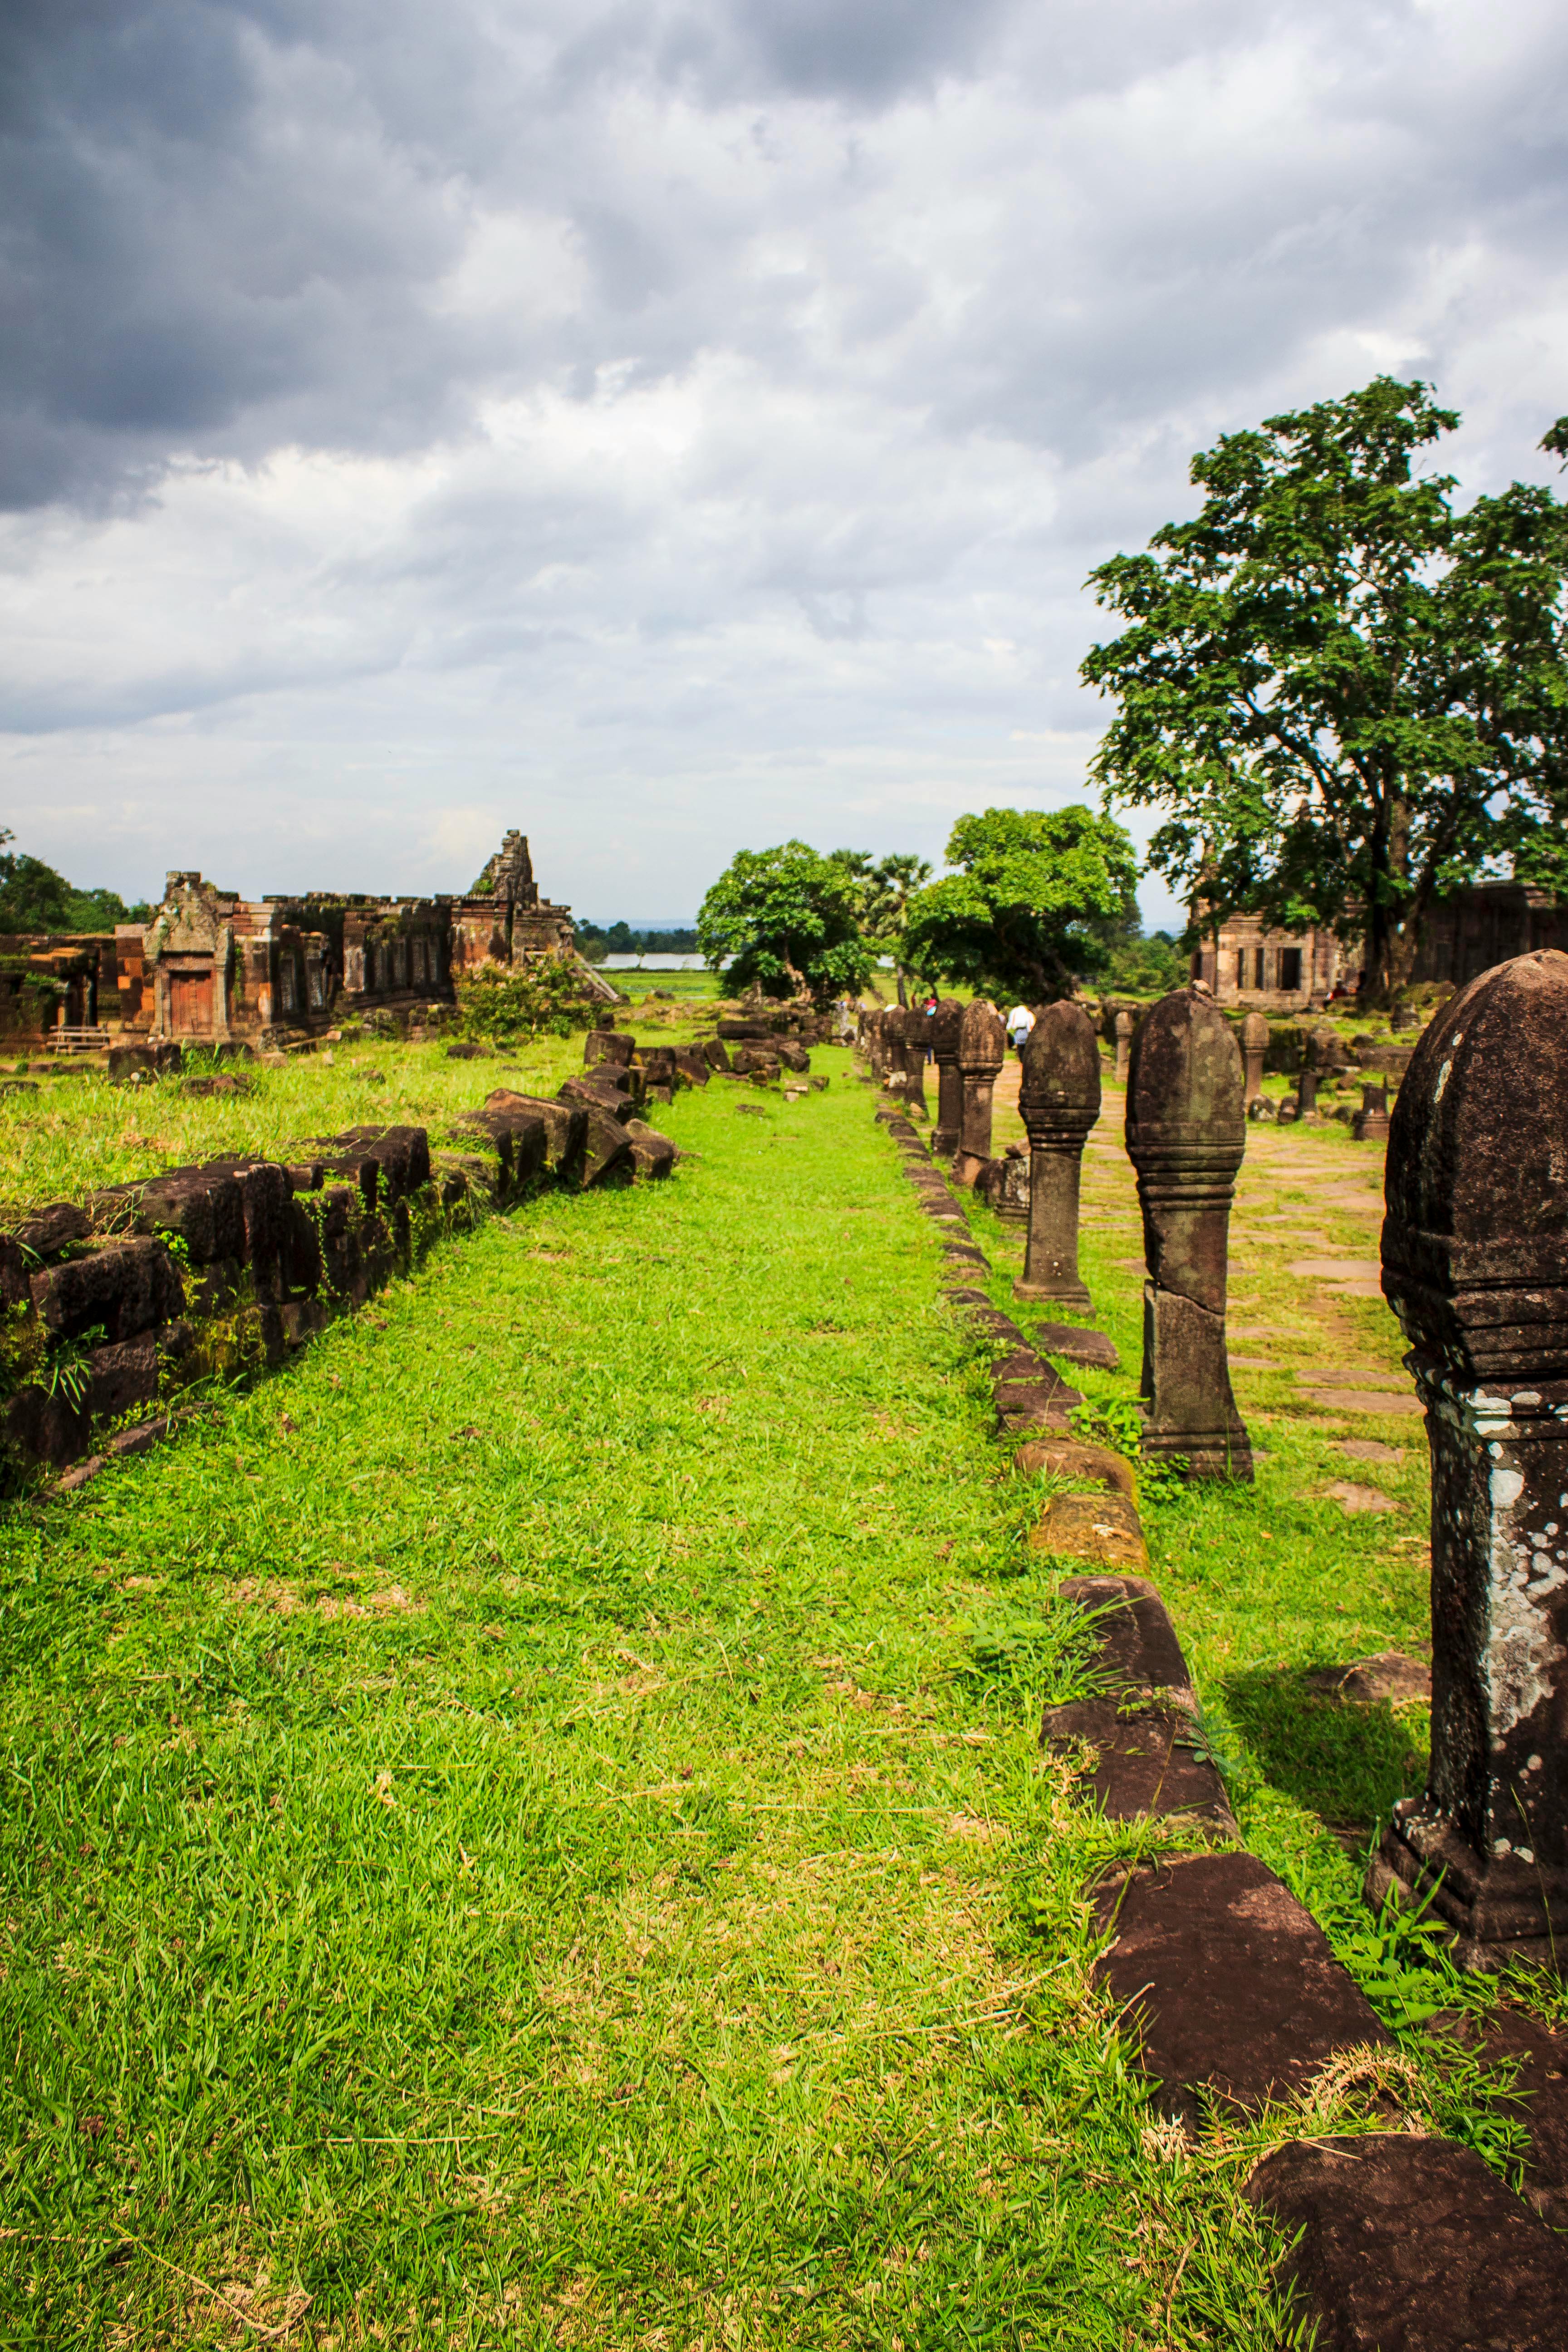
[2,1075,679,1490]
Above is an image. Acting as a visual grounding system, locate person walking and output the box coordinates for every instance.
[1006,1002,1034,1056]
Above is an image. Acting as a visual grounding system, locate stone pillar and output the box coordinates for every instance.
[894,1009,930,1120]
[1353,1083,1390,1142]
[930,1000,965,1156]
[1125,987,1253,1481]
[1015,1001,1100,1308]
[1297,1069,1319,1114]
[1241,1011,1269,1106]
[1115,1009,1133,1082]
[953,1002,1006,1187]
[1370,950,1568,1970]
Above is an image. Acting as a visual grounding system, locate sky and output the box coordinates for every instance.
[2,0,1566,927]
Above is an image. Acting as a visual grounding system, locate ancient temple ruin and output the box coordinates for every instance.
[0,829,615,1049]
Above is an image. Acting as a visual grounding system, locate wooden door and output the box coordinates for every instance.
[170,970,214,1034]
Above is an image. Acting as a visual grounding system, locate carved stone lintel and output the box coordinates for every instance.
[1125,988,1252,1481]
[1015,1000,1100,1309]
[1369,949,1568,1970]
[953,1001,1006,1186]
[929,1000,965,1155]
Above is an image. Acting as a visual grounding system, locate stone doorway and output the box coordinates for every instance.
[169,968,214,1034]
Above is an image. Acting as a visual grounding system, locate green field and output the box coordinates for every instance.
[0,1046,1534,2347]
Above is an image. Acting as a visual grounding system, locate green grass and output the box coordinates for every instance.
[0,1053,1524,2347]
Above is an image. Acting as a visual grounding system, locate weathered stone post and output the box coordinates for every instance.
[1015,1001,1100,1308]
[930,1000,965,1156]
[1241,1011,1269,1107]
[1114,1008,1133,1082]
[1125,987,1253,1481]
[1371,951,1568,1969]
[1353,1082,1390,1142]
[953,1002,1006,1187]
[894,1009,930,1121]
[1296,1069,1320,1115]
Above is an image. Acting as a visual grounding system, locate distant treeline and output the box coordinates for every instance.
[0,836,151,935]
[577,921,698,959]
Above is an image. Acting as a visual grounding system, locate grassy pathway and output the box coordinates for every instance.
[0,1058,1307,2350]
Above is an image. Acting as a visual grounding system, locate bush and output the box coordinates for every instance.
[455,957,599,1044]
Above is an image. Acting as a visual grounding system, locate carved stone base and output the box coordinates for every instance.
[932,1125,960,1156]
[951,1151,986,1188]
[1369,1800,1568,1972]
[1014,1277,1093,1311]
[1141,1420,1254,1480]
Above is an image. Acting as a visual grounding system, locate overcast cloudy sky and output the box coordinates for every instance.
[2,0,1565,922]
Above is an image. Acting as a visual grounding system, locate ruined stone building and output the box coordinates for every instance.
[1191,880,1568,1010]
[0,828,616,1049]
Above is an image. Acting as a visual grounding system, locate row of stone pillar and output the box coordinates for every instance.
[869,987,1255,1484]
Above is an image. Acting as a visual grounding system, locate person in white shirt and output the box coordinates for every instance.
[1006,1003,1034,1054]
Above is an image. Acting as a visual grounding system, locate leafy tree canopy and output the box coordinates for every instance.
[696,841,875,1003]
[1081,377,1568,1004]
[1102,924,1190,998]
[0,833,148,933]
[824,849,933,1002]
[902,805,1139,1003]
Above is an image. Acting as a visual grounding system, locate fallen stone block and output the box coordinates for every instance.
[83,1334,164,1422]
[1029,1488,1147,1569]
[483,1090,588,1184]
[1094,1850,1390,2128]
[1035,1322,1120,1370]
[451,1107,550,1196]
[579,1107,636,1186]
[623,1119,678,1178]
[1244,2132,1568,2350]
[584,1029,635,1067]
[558,1073,640,1124]
[328,1126,433,1204]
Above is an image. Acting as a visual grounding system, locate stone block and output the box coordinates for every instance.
[483,1091,588,1183]
[584,1029,635,1066]
[1028,1488,1147,1568]
[31,1238,185,1344]
[327,1126,432,1203]
[280,1298,332,1347]
[451,1107,550,1197]
[579,1108,636,1188]
[1035,1322,1120,1369]
[5,1383,91,1468]
[7,1203,90,1259]
[83,1335,164,1421]
[194,1159,293,1296]
[1043,1696,1232,1831]
[701,1038,731,1072]
[558,1073,639,1124]
[1013,1436,1136,1497]
[1094,1850,1389,2127]
[623,1120,678,1178]
[132,1168,246,1265]
[1244,2133,1568,2350]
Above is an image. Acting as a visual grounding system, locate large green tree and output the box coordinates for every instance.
[902,806,1138,1003]
[696,841,875,1003]
[825,849,933,1003]
[1081,378,1568,1005]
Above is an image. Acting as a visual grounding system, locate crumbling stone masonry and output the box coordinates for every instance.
[0,829,615,1053]
[5,1068,679,1486]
